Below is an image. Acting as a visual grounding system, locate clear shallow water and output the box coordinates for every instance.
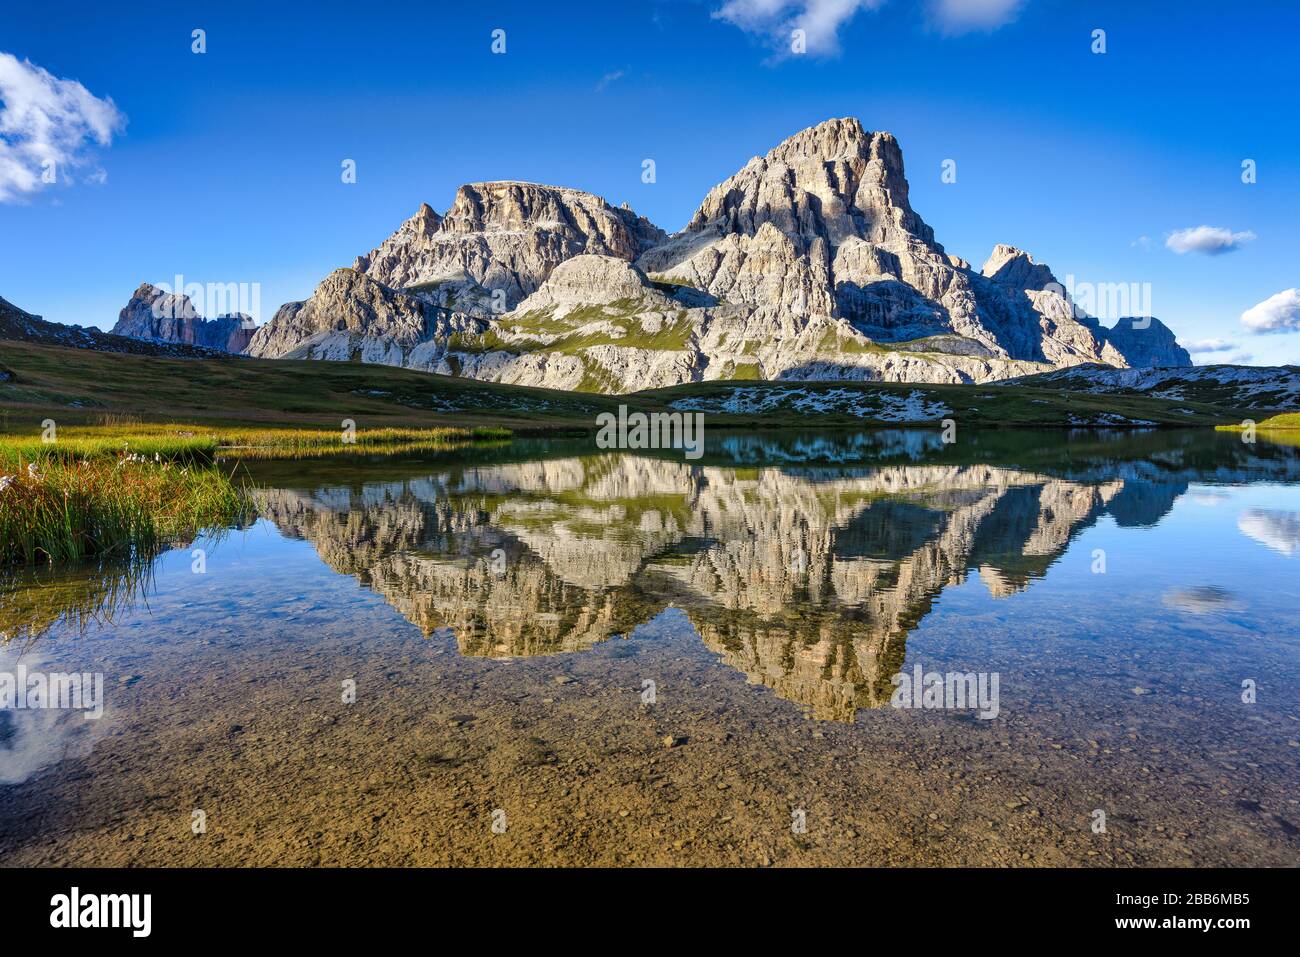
[1,430,1298,866]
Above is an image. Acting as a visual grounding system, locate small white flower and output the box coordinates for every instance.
[26,463,41,481]
[0,475,14,492]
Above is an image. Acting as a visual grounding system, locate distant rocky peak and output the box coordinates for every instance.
[111,282,252,354]
[439,181,664,253]
[127,282,199,321]
[352,203,444,275]
[981,244,1058,291]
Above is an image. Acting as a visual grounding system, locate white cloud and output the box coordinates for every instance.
[1238,509,1300,557]
[1130,235,1153,250]
[714,0,886,56]
[1185,338,1236,353]
[1165,225,1255,255]
[1161,585,1242,615]
[0,52,125,202]
[1240,288,1300,335]
[714,0,1024,53]
[929,0,1024,35]
[594,70,626,93]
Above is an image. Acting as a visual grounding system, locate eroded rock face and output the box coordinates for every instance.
[981,244,1058,291]
[1101,317,1192,368]
[244,268,485,366]
[1,293,228,359]
[352,183,666,308]
[112,283,254,353]
[244,117,1193,390]
[515,254,657,309]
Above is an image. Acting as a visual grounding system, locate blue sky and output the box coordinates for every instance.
[2,0,1297,364]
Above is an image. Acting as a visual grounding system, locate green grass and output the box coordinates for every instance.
[1217,412,1300,431]
[631,379,1253,428]
[1216,412,1300,447]
[0,422,512,568]
[0,448,250,567]
[0,339,624,432]
[817,330,891,355]
[0,336,1276,437]
[487,303,697,362]
[210,425,510,459]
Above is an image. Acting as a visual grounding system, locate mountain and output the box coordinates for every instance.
[111,283,254,353]
[229,118,1189,389]
[0,293,227,359]
[352,185,666,305]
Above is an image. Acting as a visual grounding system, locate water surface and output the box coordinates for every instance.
[2,430,1298,866]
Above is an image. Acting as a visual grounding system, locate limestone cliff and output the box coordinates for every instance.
[244,117,1193,390]
[112,283,254,353]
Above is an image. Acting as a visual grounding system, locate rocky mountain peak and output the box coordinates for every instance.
[1102,316,1192,367]
[637,117,941,321]
[670,116,931,250]
[350,181,666,308]
[111,283,253,354]
[238,116,1193,390]
[125,282,198,321]
[981,244,1058,291]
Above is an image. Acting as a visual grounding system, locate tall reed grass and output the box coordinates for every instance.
[0,423,509,566]
[0,445,249,567]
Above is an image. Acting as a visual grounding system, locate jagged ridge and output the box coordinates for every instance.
[133,118,1195,390]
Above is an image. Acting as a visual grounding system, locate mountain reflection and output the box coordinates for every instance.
[252,438,1205,721]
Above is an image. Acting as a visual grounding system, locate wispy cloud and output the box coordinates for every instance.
[928,0,1025,35]
[594,69,626,93]
[713,0,887,57]
[1240,288,1300,334]
[713,0,1025,54]
[1238,509,1300,556]
[1185,338,1237,353]
[0,52,125,203]
[1165,225,1255,255]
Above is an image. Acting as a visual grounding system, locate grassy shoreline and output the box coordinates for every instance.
[0,450,247,567]
[0,423,510,568]
[3,338,1291,435]
[1216,412,1300,447]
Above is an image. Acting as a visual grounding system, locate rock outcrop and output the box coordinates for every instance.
[245,117,1194,391]
[1,293,229,359]
[1100,316,1191,368]
[111,283,254,353]
[245,267,486,367]
[352,183,666,308]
